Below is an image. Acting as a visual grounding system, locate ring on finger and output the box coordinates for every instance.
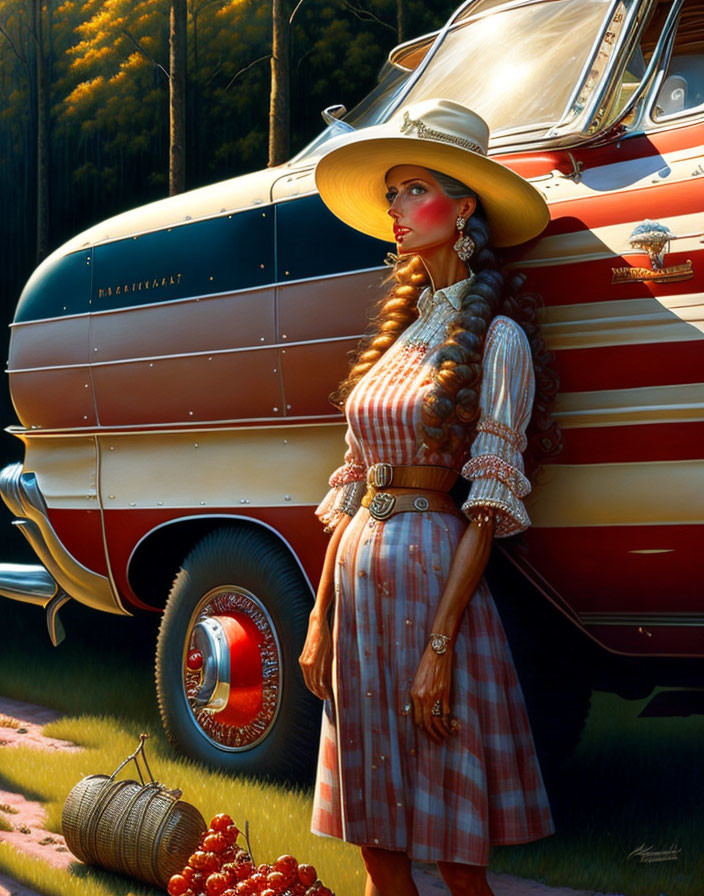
[431,700,442,717]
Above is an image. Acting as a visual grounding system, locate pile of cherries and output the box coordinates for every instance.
[166,814,335,896]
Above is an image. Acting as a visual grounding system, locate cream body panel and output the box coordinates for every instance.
[97,424,348,510]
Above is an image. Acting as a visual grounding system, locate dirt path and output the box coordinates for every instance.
[0,695,77,896]
[0,695,622,896]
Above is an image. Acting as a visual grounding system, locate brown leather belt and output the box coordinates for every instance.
[361,464,461,522]
[366,463,458,492]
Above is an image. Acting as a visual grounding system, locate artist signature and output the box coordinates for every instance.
[627,843,681,863]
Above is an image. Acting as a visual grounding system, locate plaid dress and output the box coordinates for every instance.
[313,279,554,865]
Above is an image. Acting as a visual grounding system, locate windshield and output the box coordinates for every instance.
[293,0,617,163]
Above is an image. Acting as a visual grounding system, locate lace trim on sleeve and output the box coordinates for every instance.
[329,461,366,489]
[462,494,531,538]
[315,480,367,533]
[462,453,531,499]
[475,412,527,453]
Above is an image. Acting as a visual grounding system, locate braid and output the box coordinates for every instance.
[331,254,429,409]
[421,211,501,457]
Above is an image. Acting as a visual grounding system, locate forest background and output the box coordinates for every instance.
[0,0,459,519]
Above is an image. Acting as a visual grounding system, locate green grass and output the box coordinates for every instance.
[1,602,702,896]
[0,842,160,896]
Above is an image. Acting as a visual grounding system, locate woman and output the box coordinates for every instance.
[299,99,558,896]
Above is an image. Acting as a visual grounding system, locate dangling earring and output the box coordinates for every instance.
[454,216,475,263]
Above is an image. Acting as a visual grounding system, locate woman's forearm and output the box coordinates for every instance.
[430,514,494,642]
[310,513,351,621]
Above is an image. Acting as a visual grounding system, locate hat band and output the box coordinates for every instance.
[399,111,486,155]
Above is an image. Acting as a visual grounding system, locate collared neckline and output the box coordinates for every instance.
[417,274,474,318]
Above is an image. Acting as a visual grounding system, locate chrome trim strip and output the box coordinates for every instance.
[7,416,346,438]
[0,462,128,615]
[581,613,704,627]
[7,333,365,375]
[8,265,385,328]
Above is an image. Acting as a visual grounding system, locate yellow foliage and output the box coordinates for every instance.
[65,75,106,112]
[216,0,251,18]
[120,51,147,73]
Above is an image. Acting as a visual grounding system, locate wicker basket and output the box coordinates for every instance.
[62,734,206,887]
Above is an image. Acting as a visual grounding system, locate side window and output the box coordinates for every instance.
[652,2,704,120]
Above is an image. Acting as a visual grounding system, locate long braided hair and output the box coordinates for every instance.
[332,169,561,478]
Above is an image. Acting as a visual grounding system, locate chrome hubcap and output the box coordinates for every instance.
[183,586,282,751]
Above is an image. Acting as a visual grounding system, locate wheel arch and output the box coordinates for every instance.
[127,514,316,611]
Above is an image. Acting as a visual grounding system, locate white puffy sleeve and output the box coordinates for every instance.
[461,315,535,538]
[315,424,367,533]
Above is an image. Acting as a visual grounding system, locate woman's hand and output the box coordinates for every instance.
[410,643,453,743]
[299,612,333,701]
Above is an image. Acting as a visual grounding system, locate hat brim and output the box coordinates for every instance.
[314,130,549,248]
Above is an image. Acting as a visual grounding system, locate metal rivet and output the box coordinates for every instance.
[84,384,89,389]
[149,363,153,367]
[209,276,213,280]
[129,501,136,507]
[284,495,291,501]
[273,407,279,412]
[260,337,265,342]
[260,264,265,269]
[285,271,289,276]
[200,500,206,505]
[109,446,115,451]
[283,440,288,444]
[286,404,291,410]
[281,334,287,339]
[194,443,199,448]
[157,501,164,506]
[94,347,98,352]
[189,411,194,415]
[108,495,115,500]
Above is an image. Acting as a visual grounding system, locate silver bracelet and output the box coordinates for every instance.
[429,632,451,655]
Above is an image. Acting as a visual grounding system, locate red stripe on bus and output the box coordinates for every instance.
[523,524,702,615]
[557,421,704,464]
[554,339,703,392]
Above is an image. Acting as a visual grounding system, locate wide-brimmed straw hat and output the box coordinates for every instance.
[314,98,549,248]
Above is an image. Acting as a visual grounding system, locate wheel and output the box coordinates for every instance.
[155,526,319,781]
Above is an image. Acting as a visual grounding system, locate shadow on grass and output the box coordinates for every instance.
[68,860,162,895]
[491,690,704,896]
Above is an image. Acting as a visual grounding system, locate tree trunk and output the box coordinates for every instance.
[34,0,49,262]
[396,0,405,43]
[169,0,187,195]
[268,0,290,167]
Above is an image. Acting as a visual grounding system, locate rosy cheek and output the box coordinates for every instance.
[413,193,455,229]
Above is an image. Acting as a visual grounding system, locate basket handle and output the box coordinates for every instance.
[109,733,156,785]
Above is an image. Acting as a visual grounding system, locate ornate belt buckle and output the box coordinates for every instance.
[368,463,394,489]
[368,492,396,520]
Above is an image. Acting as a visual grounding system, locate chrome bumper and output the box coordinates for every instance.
[0,462,128,643]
